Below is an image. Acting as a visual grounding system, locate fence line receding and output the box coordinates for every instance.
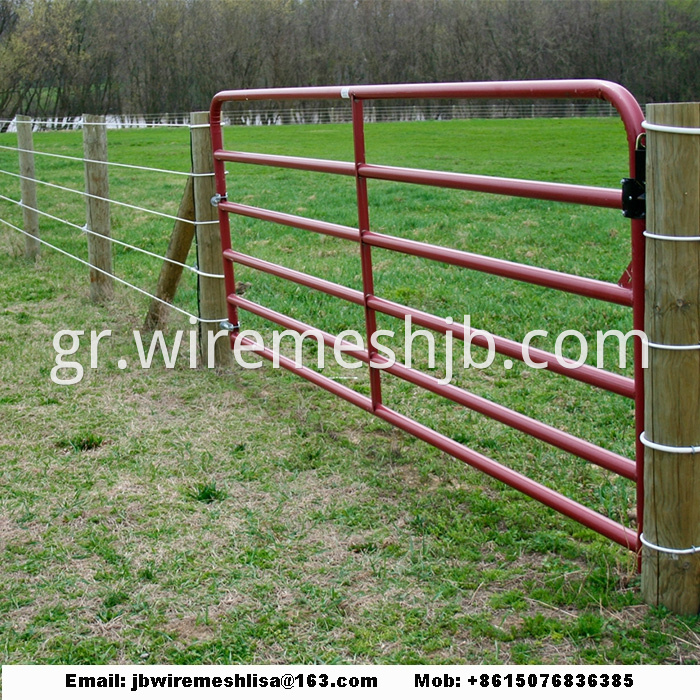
[0,113,228,333]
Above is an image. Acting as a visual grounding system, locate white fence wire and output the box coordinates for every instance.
[0,127,227,323]
[0,215,225,323]
[0,101,631,132]
[0,101,631,323]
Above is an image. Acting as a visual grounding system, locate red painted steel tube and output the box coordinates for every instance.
[231,294,370,364]
[232,294,635,480]
[214,150,356,177]
[364,230,634,306]
[224,250,364,305]
[359,164,622,209]
[235,334,372,414]
[373,404,638,551]
[210,80,645,197]
[219,200,631,307]
[368,296,636,399]
[352,97,383,410]
[225,249,635,399]
[210,80,645,202]
[381,360,636,480]
[211,79,644,150]
[214,80,632,103]
[214,150,621,209]
[229,297,637,550]
[219,201,360,242]
[208,113,239,335]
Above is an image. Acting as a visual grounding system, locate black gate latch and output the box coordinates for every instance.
[622,137,646,219]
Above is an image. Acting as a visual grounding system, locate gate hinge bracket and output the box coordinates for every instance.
[211,192,227,207]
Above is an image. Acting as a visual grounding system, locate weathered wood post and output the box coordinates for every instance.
[642,103,700,615]
[190,110,231,368]
[82,114,113,303]
[143,177,195,331]
[16,115,40,261]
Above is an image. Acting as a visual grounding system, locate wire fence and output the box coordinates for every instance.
[0,124,227,324]
[0,100,635,132]
[0,143,213,177]
[0,162,220,229]
[0,215,223,323]
[0,99,638,324]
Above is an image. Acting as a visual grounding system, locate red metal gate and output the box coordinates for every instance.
[210,80,646,553]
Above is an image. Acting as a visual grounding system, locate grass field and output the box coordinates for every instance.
[1,117,699,667]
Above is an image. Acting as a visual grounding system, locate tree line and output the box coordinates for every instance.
[0,0,697,120]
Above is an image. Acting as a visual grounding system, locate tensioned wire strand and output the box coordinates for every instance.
[0,193,224,279]
[0,216,227,324]
[0,143,214,177]
[0,167,218,225]
[3,118,196,129]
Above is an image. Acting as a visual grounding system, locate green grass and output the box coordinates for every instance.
[1,118,699,667]
[186,481,228,504]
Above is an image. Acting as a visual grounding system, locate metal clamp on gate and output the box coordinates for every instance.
[220,320,240,332]
[211,192,227,206]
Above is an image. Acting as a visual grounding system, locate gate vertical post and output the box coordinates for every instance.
[16,115,40,261]
[351,96,382,410]
[190,111,232,369]
[642,102,700,614]
[82,114,113,303]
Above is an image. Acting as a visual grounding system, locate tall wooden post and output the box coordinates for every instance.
[16,115,40,261]
[82,114,113,303]
[642,103,700,615]
[190,110,231,368]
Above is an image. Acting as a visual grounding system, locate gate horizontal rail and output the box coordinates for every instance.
[234,322,637,550]
[217,150,621,208]
[220,200,633,305]
[211,79,646,554]
[223,248,636,398]
[231,293,636,482]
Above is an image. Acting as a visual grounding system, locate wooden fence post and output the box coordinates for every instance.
[190,110,231,368]
[642,102,700,615]
[16,115,40,261]
[143,177,196,331]
[82,114,113,303]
